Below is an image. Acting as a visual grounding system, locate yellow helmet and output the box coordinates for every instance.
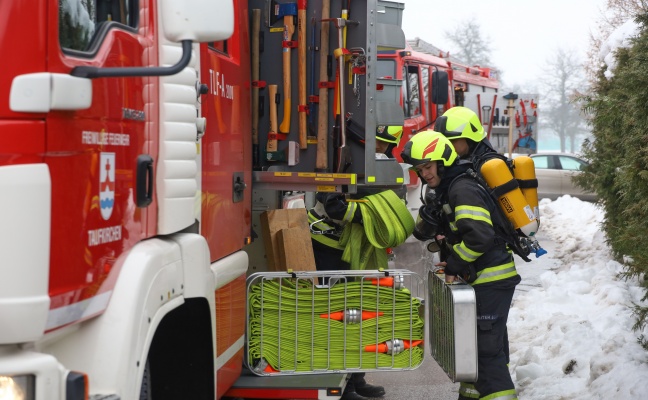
[400,130,458,168]
[376,125,404,144]
[434,106,485,143]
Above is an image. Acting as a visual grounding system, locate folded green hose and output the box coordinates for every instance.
[248,278,424,372]
[339,191,415,270]
[249,279,417,315]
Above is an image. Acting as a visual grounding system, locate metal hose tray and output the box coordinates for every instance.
[428,270,478,382]
[246,269,425,375]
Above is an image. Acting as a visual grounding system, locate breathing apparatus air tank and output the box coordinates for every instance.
[512,156,540,228]
[480,158,538,238]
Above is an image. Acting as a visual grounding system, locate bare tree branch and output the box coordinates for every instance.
[540,47,590,152]
[444,18,493,67]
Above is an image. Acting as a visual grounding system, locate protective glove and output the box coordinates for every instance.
[445,252,477,283]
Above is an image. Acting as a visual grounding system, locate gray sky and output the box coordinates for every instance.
[400,0,607,88]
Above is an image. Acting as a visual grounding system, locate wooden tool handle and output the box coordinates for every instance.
[315,0,330,171]
[298,2,307,149]
[268,84,279,153]
[251,9,261,148]
[279,16,294,134]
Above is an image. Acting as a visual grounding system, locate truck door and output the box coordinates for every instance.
[199,0,252,262]
[45,0,155,330]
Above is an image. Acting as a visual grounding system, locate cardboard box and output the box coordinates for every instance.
[260,209,316,271]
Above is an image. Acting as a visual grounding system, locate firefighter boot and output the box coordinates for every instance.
[341,379,368,400]
[352,373,386,398]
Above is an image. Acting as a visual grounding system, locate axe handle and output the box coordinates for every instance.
[333,10,347,118]
[334,27,348,173]
[267,84,279,153]
[298,1,307,149]
[251,9,261,166]
[487,94,497,139]
[315,0,330,171]
[279,16,294,134]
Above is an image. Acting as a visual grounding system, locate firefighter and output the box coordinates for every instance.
[401,130,520,400]
[307,125,403,400]
[433,104,538,222]
[433,106,498,165]
[308,124,403,274]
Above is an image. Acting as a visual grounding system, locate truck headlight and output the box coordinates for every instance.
[0,375,35,400]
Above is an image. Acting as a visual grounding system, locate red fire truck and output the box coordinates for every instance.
[0,0,420,399]
[376,42,500,212]
[378,44,499,164]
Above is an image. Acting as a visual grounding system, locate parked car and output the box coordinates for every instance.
[526,152,596,202]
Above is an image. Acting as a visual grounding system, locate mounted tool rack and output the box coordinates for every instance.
[250,0,407,193]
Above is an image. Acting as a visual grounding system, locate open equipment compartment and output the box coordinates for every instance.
[250,0,407,193]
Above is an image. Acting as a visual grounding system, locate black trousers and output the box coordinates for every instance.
[311,239,350,271]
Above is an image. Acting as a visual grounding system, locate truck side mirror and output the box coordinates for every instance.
[159,0,234,43]
[431,70,449,105]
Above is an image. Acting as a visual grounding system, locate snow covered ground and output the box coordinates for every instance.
[509,196,648,399]
[375,195,648,399]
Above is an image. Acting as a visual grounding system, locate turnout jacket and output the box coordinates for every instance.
[308,192,362,250]
[437,164,519,285]
[308,187,406,250]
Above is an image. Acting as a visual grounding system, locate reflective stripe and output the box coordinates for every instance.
[343,201,357,223]
[459,382,480,398]
[449,221,457,232]
[311,232,344,249]
[454,242,482,263]
[472,260,518,285]
[455,205,492,226]
[480,389,517,400]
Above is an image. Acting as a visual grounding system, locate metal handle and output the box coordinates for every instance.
[136,154,154,207]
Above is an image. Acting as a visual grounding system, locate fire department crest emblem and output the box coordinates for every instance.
[100,152,115,220]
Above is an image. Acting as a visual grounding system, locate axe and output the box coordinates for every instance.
[297,0,308,149]
[251,9,262,169]
[267,84,279,154]
[487,94,497,139]
[269,0,298,138]
[315,0,331,171]
[266,85,299,165]
[324,16,358,173]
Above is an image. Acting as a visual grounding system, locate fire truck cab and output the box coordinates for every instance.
[0,0,416,399]
[1,0,244,398]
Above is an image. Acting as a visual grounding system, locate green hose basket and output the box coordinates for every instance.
[246,270,425,375]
